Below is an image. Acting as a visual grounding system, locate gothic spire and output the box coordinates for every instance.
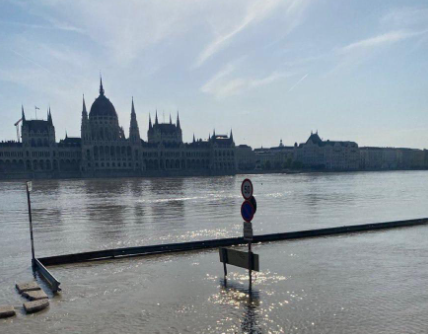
[193,133,195,143]
[21,105,26,121]
[169,114,172,124]
[149,113,152,129]
[213,129,216,138]
[155,110,159,125]
[230,129,233,141]
[129,97,140,143]
[82,94,87,116]
[48,106,53,125]
[99,75,105,95]
[81,95,89,141]
[131,97,136,115]
[177,111,181,129]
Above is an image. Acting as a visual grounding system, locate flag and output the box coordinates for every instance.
[35,106,40,110]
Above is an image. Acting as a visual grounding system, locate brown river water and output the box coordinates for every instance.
[1,171,428,333]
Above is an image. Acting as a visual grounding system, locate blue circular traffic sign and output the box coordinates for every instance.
[241,200,255,223]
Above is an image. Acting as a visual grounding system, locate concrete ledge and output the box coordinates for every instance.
[23,300,49,314]
[16,281,41,294]
[23,290,48,301]
[0,306,16,319]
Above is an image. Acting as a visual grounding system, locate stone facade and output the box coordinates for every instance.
[0,79,236,179]
[295,132,360,170]
[360,147,426,170]
[254,140,295,170]
[236,145,256,171]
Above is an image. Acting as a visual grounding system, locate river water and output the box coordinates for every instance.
[1,171,428,333]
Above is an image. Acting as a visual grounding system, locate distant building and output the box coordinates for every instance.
[295,132,359,170]
[360,147,394,170]
[148,113,182,144]
[254,140,295,170]
[2,81,427,178]
[0,79,237,179]
[425,150,428,168]
[360,147,426,170]
[236,145,256,171]
[397,148,425,169]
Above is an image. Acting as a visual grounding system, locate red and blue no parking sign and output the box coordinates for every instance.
[241,200,255,223]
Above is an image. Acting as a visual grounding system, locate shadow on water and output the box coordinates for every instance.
[219,278,263,334]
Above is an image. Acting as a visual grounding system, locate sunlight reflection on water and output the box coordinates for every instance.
[1,172,428,333]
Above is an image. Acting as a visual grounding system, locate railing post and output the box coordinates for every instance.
[26,181,35,266]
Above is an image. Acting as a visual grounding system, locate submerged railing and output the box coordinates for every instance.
[34,217,428,293]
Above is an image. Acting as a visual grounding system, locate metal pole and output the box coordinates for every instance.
[248,239,252,291]
[26,182,35,265]
[222,248,228,277]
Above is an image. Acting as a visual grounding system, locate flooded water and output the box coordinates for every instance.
[1,171,428,333]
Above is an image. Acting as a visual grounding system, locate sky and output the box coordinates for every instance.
[0,0,427,149]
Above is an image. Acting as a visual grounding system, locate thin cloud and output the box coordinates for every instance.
[381,6,428,28]
[194,0,293,68]
[250,72,287,88]
[201,63,290,99]
[0,19,83,33]
[288,74,308,93]
[339,30,424,54]
[10,49,52,74]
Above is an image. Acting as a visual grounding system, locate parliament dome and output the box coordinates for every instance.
[89,78,118,118]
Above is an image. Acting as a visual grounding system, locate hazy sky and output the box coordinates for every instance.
[0,0,427,149]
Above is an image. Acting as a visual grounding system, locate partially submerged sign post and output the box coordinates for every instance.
[219,178,259,289]
[26,181,35,265]
[219,248,259,271]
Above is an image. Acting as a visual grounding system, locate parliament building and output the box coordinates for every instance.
[0,79,237,179]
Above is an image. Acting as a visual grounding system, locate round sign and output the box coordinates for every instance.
[241,200,255,223]
[241,179,253,200]
[249,195,257,214]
